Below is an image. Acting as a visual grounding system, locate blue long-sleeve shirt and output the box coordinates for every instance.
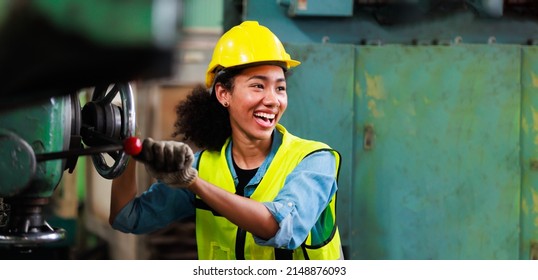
[112,129,338,250]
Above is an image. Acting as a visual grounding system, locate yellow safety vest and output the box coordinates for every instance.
[195,124,342,260]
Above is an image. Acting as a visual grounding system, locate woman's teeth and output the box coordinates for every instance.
[254,112,275,120]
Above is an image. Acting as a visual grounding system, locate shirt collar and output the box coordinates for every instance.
[226,128,283,195]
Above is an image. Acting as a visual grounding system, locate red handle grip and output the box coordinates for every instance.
[123,136,143,156]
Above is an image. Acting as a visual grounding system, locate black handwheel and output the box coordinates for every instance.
[81,83,136,179]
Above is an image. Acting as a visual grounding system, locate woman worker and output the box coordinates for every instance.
[109,21,342,260]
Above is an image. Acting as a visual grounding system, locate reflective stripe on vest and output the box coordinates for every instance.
[195,124,342,260]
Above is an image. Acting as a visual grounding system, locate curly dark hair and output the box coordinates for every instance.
[172,68,241,151]
[172,85,229,151]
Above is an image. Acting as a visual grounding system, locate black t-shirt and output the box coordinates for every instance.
[233,159,258,197]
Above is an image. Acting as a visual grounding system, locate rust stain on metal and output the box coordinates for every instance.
[365,72,386,100]
[368,100,384,118]
[365,72,386,118]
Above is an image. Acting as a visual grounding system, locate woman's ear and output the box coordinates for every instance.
[214,83,230,107]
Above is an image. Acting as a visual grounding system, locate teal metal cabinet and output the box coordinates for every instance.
[282,43,537,259]
[354,44,520,259]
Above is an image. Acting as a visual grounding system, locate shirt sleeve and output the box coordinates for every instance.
[253,150,338,249]
[111,183,195,234]
[111,151,202,234]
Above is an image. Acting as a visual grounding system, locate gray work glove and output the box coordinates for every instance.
[136,138,198,187]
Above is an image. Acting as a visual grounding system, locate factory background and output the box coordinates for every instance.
[1,0,538,260]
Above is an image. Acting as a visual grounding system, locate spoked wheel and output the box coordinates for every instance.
[81,83,136,179]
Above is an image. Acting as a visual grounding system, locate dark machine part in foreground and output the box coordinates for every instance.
[0,84,135,254]
[0,0,181,257]
[0,0,179,110]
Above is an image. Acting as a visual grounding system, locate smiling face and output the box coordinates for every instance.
[215,64,288,144]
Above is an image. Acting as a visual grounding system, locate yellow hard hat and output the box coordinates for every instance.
[205,21,301,89]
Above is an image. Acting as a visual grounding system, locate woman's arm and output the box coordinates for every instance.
[254,151,338,249]
[188,177,279,240]
[109,152,199,234]
[187,151,337,244]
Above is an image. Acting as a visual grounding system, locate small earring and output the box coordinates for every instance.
[223,102,229,107]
